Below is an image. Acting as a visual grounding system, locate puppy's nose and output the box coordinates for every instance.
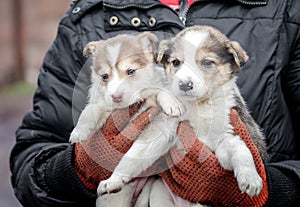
[112,94,123,103]
[179,80,193,92]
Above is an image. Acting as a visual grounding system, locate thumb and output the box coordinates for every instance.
[229,109,263,159]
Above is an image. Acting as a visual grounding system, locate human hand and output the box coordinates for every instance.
[73,102,160,191]
[160,109,269,207]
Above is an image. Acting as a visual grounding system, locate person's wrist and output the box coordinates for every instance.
[43,144,96,198]
[264,165,300,207]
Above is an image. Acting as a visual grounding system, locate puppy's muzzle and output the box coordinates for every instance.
[112,94,123,103]
[179,80,193,92]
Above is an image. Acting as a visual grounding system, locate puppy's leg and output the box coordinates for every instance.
[69,103,106,143]
[214,133,263,197]
[97,114,178,195]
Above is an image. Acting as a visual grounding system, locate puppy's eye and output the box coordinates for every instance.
[101,73,109,82]
[127,69,136,76]
[172,59,181,68]
[202,60,214,67]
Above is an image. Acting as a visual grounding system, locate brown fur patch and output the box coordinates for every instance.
[87,32,158,84]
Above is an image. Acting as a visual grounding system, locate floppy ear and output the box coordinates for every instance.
[83,41,103,57]
[156,39,170,64]
[226,41,249,73]
[138,32,159,53]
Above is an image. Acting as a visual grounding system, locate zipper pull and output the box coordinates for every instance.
[179,0,188,25]
[179,16,186,25]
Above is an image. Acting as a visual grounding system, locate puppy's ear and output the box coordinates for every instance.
[83,41,103,57]
[226,41,249,73]
[138,32,158,52]
[156,39,170,64]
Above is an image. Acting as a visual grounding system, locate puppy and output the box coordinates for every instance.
[69,32,183,207]
[154,25,268,205]
[98,25,267,206]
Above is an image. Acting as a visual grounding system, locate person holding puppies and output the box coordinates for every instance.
[10,0,300,206]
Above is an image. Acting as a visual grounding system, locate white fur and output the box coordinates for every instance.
[182,30,209,49]
[107,42,121,66]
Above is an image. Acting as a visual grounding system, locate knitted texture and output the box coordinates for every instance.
[73,102,160,191]
[160,109,268,207]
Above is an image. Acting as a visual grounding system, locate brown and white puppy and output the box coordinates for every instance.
[69,32,183,207]
[98,26,267,207]
[70,32,183,143]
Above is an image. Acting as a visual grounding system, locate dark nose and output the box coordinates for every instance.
[179,80,193,92]
[112,94,123,103]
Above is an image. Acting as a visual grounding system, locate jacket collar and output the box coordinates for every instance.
[71,0,268,22]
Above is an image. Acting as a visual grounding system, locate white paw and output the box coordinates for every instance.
[69,127,89,143]
[236,169,263,197]
[161,100,185,117]
[97,175,129,195]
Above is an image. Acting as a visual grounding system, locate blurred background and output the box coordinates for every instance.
[0,0,71,206]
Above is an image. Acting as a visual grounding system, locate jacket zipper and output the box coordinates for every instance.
[179,0,189,25]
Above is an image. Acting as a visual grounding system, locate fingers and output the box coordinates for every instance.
[230,109,261,157]
[230,109,253,145]
[229,109,266,188]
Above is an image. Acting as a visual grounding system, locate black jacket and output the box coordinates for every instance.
[10,0,300,206]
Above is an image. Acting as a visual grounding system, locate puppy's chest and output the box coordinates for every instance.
[182,103,213,135]
[181,102,231,150]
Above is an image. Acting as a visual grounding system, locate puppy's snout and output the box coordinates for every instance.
[179,80,193,92]
[112,94,123,103]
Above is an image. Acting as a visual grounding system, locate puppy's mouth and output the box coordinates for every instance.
[177,93,200,101]
[172,80,208,102]
[110,94,143,109]
[111,100,130,109]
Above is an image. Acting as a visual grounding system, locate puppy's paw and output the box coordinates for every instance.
[161,100,185,117]
[236,169,263,197]
[97,175,129,195]
[69,127,89,143]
